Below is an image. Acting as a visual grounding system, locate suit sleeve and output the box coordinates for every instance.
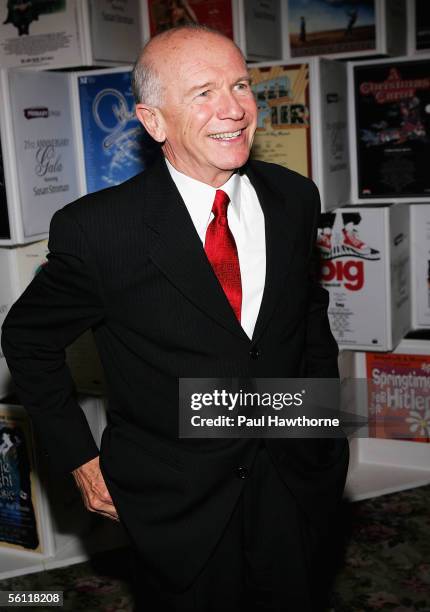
[1,208,104,473]
[304,183,339,379]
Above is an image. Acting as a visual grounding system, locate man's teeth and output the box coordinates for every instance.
[209,130,241,140]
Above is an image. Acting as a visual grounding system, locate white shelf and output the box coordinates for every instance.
[345,437,430,501]
[0,552,45,580]
[345,461,430,502]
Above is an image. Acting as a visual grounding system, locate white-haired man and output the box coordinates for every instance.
[2,25,348,611]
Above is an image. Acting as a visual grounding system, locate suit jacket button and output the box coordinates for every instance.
[236,466,249,479]
[249,347,260,359]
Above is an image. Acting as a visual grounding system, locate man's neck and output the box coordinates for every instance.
[162,155,235,189]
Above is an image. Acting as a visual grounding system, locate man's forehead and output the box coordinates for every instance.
[149,31,243,68]
[182,53,247,77]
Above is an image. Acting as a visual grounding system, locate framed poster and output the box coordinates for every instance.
[249,63,311,178]
[317,203,409,351]
[353,58,430,199]
[244,0,282,61]
[89,0,142,64]
[0,0,81,69]
[366,352,430,443]
[415,0,430,51]
[0,408,41,552]
[77,69,159,194]
[147,0,234,39]
[0,132,10,240]
[288,0,376,58]
[410,204,430,329]
[8,70,79,240]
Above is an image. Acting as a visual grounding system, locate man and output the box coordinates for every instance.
[1,25,349,611]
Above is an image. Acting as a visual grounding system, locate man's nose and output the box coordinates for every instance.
[217,91,245,120]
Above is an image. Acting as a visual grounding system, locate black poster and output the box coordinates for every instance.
[354,60,430,198]
[416,0,430,51]
[0,422,39,550]
[2,0,66,37]
[0,136,10,239]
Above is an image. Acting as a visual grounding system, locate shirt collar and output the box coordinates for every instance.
[165,158,241,241]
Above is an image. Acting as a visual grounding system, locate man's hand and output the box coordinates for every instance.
[72,456,119,522]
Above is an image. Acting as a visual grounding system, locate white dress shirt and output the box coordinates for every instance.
[165,159,266,339]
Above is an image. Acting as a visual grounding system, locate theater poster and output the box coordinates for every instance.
[366,352,430,443]
[147,0,233,39]
[0,408,41,551]
[415,0,430,51]
[89,0,142,64]
[244,0,282,61]
[77,69,159,194]
[0,0,81,69]
[288,0,376,57]
[249,63,311,178]
[8,69,79,239]
[354,59,430,198]
[0,132,10,240]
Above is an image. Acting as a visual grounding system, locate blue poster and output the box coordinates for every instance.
[0,421,39,550]
[78,70,159,194]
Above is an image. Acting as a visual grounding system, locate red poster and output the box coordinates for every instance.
[147,0,234,39]
[366,353,430,443]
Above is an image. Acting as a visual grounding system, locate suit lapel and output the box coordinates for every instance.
[244,162,298,343]
[142,158,249,341]
[140,158,297,343]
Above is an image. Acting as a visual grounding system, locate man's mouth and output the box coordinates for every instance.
[208,129,243,140]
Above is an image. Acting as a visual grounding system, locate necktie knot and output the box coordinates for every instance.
[212,189,230,219]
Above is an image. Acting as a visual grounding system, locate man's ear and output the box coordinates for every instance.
[135,104,166,143]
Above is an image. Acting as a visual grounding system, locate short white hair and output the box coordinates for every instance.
[131,53,163,107]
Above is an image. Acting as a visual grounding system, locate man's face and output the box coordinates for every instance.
[137,33,258,187]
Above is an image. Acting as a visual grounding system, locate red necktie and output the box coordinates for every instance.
[204,190,242,322]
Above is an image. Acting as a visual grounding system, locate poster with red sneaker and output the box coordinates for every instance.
[317,204,410,350]
[366,352,430,442]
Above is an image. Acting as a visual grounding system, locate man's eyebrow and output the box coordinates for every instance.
[187,81,216,95]
[236,76,252,84]
[187,76,253,95]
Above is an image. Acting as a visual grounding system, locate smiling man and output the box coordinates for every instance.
[1,25,349,612]
[135,27,257,186]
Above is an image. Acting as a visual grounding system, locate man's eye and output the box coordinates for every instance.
[198,90,210,97]
[236,83,249,91]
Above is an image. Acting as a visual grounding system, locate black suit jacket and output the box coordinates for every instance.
[1,157,348,591]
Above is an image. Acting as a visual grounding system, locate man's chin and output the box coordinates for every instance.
[215,151,252,172]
